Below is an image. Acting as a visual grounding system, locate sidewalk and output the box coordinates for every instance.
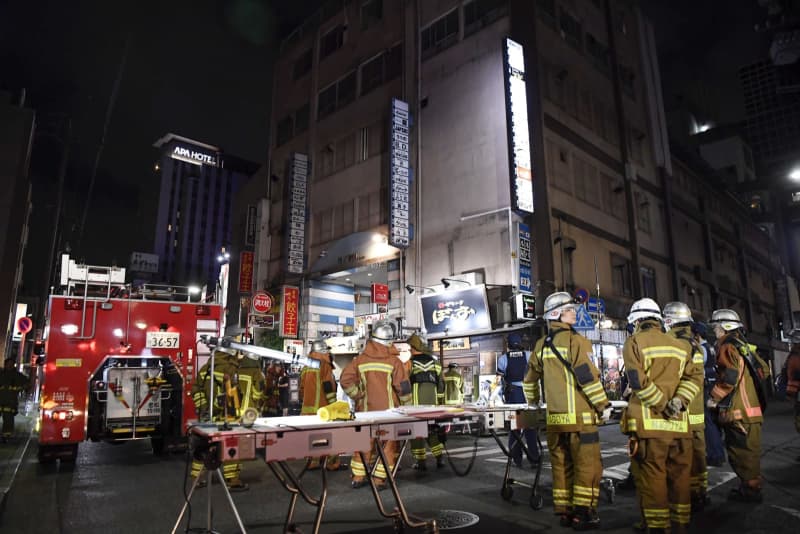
[0,401,36,518]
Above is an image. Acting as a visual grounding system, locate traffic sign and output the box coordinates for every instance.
[16,316,33,335]
[574,288,589,304]
[252,291,273,314]
[587,297,605,315]
[573,305,595,331]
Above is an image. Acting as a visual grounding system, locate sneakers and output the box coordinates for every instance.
[571,508,600,531]
[225,478,249,492]
[728,487,763,503]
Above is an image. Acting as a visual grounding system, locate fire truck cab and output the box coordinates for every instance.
[37,254,222,463]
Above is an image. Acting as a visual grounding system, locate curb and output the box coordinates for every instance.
[0,416,35,521]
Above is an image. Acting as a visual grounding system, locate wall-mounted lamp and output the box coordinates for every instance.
[442,278,471,289]
[405,284,435,294]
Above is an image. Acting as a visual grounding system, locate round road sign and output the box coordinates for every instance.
[16,316,33,335]
[252,291,273,314]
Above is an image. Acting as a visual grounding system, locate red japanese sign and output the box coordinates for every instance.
[252,291,273,314]
[280,286,300,338]
[238,251,254,293]
[371,283,389,305]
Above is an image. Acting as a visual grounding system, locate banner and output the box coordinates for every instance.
[503,37,534,214]
[281,286,300,338]
[419,285,491,338]
[238,251,254,293]
[371,283,389,304]
[389,98,411,248]
[286,153,308,274]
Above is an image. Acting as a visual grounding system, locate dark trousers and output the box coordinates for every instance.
[2,410,15,437]
[505,385,539,464]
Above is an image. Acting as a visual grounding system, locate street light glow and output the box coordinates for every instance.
[790,168,800,181]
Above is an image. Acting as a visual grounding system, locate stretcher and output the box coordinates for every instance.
[174,406,475,534]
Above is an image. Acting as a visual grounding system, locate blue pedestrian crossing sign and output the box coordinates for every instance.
[573,305,595,331]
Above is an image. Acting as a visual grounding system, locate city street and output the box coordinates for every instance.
[1,402,798,533]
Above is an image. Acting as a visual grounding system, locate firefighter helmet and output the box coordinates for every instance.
[310,340,330,353]
[663,301,693,329]
[407,333,431,354]
[627,298,662,324]
[710,309,743,331]
[543,291,577,320]
[371,320,397,346]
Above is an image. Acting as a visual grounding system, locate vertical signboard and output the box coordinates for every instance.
[245,205,257,247]
[503,37,534,214]
[517,222,532,294]
[286,153,308,274]
[238,251,254,293]
[389,98,411,248]
[371,283,389,305]
[281,285,300,338]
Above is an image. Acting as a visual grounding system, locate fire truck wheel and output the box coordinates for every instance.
[37,446,56,464]
[151,437,165,455]
[62,444,79,463]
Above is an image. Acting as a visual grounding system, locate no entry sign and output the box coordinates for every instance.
[16,316,33,335]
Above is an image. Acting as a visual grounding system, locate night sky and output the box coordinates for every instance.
[0,0,768,301]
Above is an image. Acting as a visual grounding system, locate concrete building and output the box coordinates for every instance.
[243,0,792,392]
[0,90,35,361]
[152,133,258,291]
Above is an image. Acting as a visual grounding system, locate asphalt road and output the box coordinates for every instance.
[1,403,799,533]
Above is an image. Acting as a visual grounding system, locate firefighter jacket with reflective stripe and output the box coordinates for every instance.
[443,368,464,405]
[191,351,266,420]
[784,348,800,399]
[670,325,706,430]
[621,319,703,438]
[340,340,411,411]
[409,352,444,405]
[710,333,768,423]
[525,322,609,432]
[497,350,528,386]
[300,351,337,415]
[0,368,29,412]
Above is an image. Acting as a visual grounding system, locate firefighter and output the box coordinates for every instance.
[787,336,800,457]
[524,292,611,530]
[496,332,539,467]
[340,319,412,490]
[663,302,709,512]
[191,346,266,492]
[621,298,703,534]
[443,362,464,405]
[707,309,770,502]
[0,358,30,443]
[301,339,341,471]
[407,333,445,470]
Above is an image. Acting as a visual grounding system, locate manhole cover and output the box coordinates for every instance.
[435,510,480,530]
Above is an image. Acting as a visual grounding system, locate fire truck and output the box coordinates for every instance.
[37,255,222,463]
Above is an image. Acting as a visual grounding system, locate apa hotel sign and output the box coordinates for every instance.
[170,144,219,167]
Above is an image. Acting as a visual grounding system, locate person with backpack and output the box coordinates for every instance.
[707,309,770,503]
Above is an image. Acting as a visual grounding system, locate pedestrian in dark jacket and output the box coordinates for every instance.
[1,358,30,442]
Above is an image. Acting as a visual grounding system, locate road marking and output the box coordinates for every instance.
[601,446,629,458]
[444,445,486,454]
[707,472,737,491]
[771,505,800,520]
[603,462,631,479]
[448,449,509,459]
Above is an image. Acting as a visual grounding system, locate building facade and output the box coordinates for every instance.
[152,133,257,291]
[245,0,792,393]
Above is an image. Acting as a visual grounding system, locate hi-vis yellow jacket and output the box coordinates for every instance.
[669,325,706,431]
[524,322,609,432]
[621,319,703,438]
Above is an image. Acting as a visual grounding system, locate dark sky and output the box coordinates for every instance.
[0,0,320,298]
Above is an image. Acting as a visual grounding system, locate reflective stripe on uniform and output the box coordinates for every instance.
[358,362,395,409]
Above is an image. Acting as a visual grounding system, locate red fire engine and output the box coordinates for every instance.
[37,255,222,462]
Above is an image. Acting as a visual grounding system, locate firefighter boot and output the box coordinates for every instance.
[670,522,689,534]
[413,459,427,471]
[571,506,600,531]
[558,510,574,527]
[372,477,389,491]
[226,478,249,492]
[351,476,368,489]
[728,485,763,503]
[435,454,445,469]
[325,455,342,471]
[306,458,321,471]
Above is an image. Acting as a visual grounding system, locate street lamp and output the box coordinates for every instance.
[790,168,800,182]
[405,284,435,294]
[441,278,471,289]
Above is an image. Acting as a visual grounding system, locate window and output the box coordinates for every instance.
[360,54,384,96]
[611,254,633,297]
[421,9,459,59]
[317,83,337,119]
[295,103,309,134]
[641,267,657,300]
[601,172,625,219]
[385,43,402,81]
[318,144,335,178]
[586,33,610,75]
[559,8,582,50]
[337,71,356,108]
[361,0,382,30]
[320,25,345,60]
[636,192,651,233]
[293,49,312,80]
[546,139,572,192]
[464,0,507,36]
[368,120,385,157]
[276,115,293,146]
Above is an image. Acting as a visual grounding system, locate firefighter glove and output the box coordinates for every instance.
[600,405,613,423]
[663,397,684,419]
[706,398,719,409]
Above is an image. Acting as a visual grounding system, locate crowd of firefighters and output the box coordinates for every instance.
[184,290,800,533]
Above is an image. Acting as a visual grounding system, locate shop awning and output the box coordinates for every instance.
[308,230,400,277]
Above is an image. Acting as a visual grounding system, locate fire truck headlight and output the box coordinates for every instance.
[113,328,124,338]
[135,321,147,330]
[61,324,79,335]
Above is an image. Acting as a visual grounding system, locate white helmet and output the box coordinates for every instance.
[710,309,743,331]
[627,298,662,324]
[310,340,330,353]
[543,291,577,320]
[371,319,397,346]
[663,301,693,329]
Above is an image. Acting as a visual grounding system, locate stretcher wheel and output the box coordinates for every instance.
[530,493,544,510]
[501,485,514,501]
